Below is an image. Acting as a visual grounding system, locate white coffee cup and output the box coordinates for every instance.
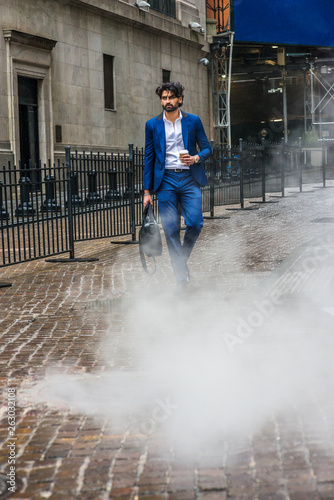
[179,149,189,159]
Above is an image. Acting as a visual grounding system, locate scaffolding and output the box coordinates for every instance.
[309,62,334,131]
[208,1,334,146]
[211,32,234,147]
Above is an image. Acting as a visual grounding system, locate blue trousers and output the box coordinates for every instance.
[157,170,203,283]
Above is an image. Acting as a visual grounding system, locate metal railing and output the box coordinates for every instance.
[0,141,332,267]
[202,138,332,217]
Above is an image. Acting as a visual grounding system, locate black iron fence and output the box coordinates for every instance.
[0,141,333,267]
[203,138,332,216]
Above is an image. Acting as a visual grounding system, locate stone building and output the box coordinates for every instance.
[0,0,212,167]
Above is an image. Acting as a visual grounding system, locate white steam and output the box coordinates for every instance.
[20,258,334,456]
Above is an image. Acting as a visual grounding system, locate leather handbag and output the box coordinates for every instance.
[139,202,162,274]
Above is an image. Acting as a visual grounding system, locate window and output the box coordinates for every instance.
[162,69,171,83]
[150,0,176,17]
[104,54,115,110]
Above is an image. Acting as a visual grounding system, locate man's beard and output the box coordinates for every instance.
[162,102,179,113]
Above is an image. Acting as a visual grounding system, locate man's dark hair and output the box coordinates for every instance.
[155,82,185,107]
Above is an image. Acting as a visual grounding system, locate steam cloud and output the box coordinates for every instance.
[20,235,334,456]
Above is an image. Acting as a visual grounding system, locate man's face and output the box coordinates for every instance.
[161,90,183,113]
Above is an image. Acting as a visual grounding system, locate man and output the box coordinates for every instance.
[143,81,212,286]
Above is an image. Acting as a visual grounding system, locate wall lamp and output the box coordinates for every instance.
[198,58,210,67]
[188,22,205,34]
[136,0,150,12]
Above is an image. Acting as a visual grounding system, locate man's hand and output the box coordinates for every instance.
[143,192,153,207]
[180,154,199,166]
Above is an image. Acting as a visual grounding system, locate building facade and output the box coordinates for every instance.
[0,0,212,167]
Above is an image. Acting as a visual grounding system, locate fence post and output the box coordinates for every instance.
[239,138,244,209]
[298,137,303,192]
[65,146,75,259]
[128,143,136,241]
[0,172,12,285]
[203,141,230,220]
[261,137,266,202]
[109,143,139,245]
[0,176,12,284]
[209,141,215,217]
[322,139,326,188]
[281,138,285,197]
[45,147,99,263]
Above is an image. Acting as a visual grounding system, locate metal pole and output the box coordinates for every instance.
[298,137,303,192]
[322,139,326,188]
[282,68,288,144]
[261,137,266,202]
[128,143,136,242]
[281,138,285,197]
[209,151,215,218]
[45,147,99,262]
[310,62,315,129]
[66,146,75,260]
[227,32,234,149]
[239,138,244,209]
[303,71,308,134]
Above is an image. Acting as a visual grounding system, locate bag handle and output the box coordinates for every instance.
[144,202,155,222]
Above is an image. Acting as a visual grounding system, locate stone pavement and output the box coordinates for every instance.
[0,183,334,500]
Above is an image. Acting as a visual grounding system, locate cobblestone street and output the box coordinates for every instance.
[1,184,334,500]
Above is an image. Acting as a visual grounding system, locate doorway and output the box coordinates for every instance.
[18,76,41,186]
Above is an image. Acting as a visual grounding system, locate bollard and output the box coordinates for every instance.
[123,171,140,199]
[86,170,102,204]
[41,175,61,212]
[15,177,35,216]
[105,169,121,201]
[70,171,83,206]
[0,180,9,220]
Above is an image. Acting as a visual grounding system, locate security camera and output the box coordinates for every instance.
[198,58,210,67]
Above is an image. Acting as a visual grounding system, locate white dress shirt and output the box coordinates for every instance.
[163,110,189,170]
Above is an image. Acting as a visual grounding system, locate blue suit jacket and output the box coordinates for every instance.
[143,111,212,192]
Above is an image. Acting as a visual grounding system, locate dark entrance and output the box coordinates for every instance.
[18,76,41,186]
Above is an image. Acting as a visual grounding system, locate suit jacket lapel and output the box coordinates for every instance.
[181,113,189,150]
[156,113,166,157]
